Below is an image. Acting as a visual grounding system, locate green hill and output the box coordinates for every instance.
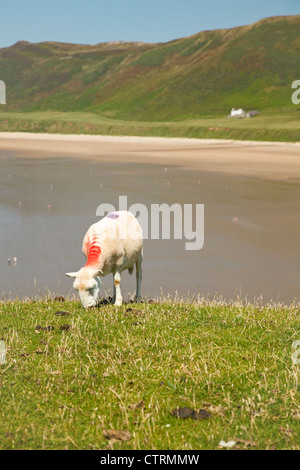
[0,15,299,121]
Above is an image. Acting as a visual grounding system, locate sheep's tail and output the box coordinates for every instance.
[128,266,134,275]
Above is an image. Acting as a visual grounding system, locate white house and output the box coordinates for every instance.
[230,108,246,117]
[228,108,259,118]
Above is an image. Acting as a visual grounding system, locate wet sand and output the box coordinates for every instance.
[1,132,300,180]
[0,132,299,303]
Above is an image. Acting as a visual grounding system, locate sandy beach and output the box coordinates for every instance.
[1,131,300,302]
[0,132,300,180]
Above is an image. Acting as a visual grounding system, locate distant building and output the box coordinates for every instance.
[230,108,246,117]
[246,110,259,118]
[228,108,259,118]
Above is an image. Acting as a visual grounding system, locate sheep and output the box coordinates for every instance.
[66,211,143,308]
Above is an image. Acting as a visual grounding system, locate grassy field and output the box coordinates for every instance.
[0,297,299,450]
[0,110,299,142]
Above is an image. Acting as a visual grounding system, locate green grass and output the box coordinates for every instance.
[0,297,299,450]
[0,110,299,142]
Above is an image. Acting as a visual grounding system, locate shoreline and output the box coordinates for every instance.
[1,131,300,146]
[1,131,300,180]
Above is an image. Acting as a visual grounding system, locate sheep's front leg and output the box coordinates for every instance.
[113,282,116,304]
[113,272,122,307]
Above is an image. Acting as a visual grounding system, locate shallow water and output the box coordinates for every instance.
[0,150,299,303]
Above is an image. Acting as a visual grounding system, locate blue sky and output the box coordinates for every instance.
[1,0,299,48]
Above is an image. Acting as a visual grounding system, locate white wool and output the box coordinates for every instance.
[66,211,143,308]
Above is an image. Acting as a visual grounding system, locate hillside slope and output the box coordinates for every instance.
[0,15,299,120]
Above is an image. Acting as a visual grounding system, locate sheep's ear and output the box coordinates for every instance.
[96,269,103,277]
[65,272,78,278]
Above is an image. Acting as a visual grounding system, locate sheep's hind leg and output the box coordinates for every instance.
[113,272,122,307]
[135,255,142,302]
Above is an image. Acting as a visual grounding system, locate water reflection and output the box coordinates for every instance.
[0,152,299,303]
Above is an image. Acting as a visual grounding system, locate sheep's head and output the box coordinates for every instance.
[66,268,102,308]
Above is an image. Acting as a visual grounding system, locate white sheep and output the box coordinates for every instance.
[66,211,143,308]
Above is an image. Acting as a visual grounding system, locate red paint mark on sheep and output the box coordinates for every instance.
[85,237,102,267]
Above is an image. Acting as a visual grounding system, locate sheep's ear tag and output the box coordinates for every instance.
[65,272,78,278]
[96,269,104,277]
